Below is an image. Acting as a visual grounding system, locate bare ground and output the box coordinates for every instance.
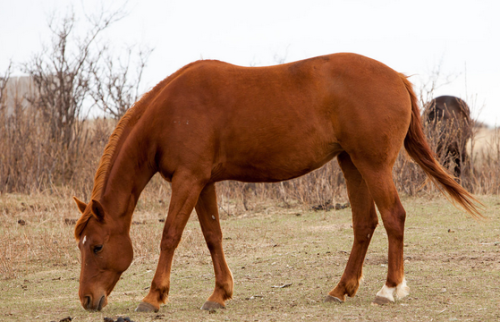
[1,193,499,321]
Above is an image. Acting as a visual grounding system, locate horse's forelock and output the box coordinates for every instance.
[75,211,93,241]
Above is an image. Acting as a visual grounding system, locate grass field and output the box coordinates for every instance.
[1,193,499,321]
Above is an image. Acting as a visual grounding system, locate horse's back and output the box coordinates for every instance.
[144,53,412,182]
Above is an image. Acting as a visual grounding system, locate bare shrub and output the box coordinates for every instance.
[20,10,124,187]
[0,85,114,195]
[91,46,153,119]
[0,8,150,196]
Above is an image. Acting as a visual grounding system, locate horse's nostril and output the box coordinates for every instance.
[97,295,105,311]
[84,295,92,310]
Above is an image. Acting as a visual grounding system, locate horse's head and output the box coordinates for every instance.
[73,197,133,311]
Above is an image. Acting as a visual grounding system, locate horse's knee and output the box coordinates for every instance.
[160,233,182,251]
[353,214,378,242]
[204,231,222,252]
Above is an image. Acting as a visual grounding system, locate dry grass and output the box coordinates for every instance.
[1,192,499,321]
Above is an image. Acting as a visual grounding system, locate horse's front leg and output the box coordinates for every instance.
[195,183,233,310]
[136,172,206,312]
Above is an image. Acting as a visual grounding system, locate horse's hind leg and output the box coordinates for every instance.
[136,171,206,312]
[195,183,233,310]
[326,152,378,303]
[357,164,410,305]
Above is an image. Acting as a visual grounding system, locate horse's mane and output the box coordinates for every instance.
[74,101,144,240]
[74,63,199,241]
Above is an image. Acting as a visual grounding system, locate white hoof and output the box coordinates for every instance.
[395,277,410,299]
[376,278,410,302]
[376,284,395,302]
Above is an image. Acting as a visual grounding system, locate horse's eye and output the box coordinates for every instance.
[93,245,103,254]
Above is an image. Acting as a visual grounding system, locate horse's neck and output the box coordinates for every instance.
[100,128,156,222]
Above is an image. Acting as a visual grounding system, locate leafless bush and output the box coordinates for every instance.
[91,46,153,119]
[20,10,123,186]
[0,86,114,195]
[0,8,151,196]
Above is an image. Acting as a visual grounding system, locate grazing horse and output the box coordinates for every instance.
[73,53,480,312]
[424,95,472,178]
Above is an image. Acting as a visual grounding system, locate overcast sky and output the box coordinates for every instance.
[1,0,499,125]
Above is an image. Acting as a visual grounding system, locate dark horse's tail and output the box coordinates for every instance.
[399,74,482,218]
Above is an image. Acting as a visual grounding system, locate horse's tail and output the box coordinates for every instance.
[399,73,483,218]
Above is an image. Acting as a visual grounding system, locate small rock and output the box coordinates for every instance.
[334,203,345,210]
[312,201,333,211]
[64,218,77,225]
[17,219,26,225]
[59,317,72,322]
[271,283,292,288]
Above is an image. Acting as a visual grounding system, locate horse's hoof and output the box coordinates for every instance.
[324,295,344,303]
[201,301,225,310]
[135,301,159,312]
[371,296,393,306]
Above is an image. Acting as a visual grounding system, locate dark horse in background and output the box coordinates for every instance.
[424,95,472,178]
[72,53,480,313]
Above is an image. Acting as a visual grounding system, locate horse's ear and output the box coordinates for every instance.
[73,197,87,214]
[91,199,105,221]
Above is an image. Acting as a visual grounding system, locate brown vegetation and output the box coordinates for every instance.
[0,9,149,196]
[2,67,500,205]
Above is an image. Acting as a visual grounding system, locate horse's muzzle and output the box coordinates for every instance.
[83,294,106,311]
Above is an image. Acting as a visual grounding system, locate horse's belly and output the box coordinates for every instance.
[216,141,343,182]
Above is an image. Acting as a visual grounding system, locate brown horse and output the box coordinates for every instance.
[424,95,472,178]
[73,53,480,312]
